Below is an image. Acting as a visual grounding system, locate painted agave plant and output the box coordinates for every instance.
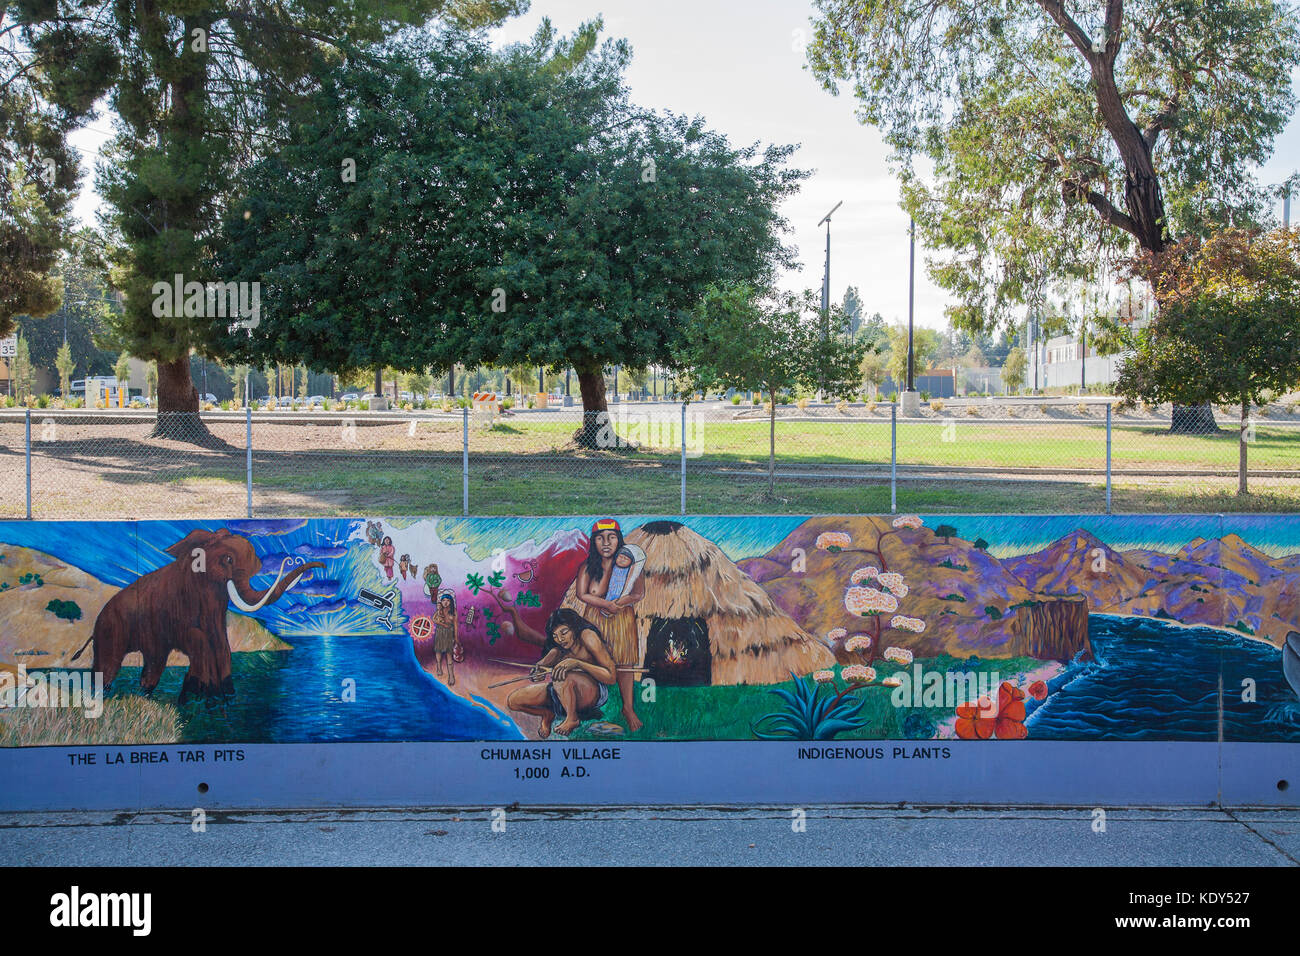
[751,672,867,740]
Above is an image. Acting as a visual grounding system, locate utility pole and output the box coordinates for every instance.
[818,201,843,397]
[899,216,921,415]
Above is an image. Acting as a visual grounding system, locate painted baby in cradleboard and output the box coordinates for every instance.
[599,543,646,618]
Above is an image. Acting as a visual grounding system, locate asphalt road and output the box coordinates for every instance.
[5,805,1298,866]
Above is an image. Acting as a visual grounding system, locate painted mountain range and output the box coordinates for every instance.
[738,517,1300,663]
[738,516,1093,663]
[1002,530,1300,646]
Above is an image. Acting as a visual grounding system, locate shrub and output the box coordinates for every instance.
[929,399,944,413]
[1075,403,1089,415]
[985,605,1003,620]
[45,599,82,623]
[920,390,930,401]
[965,405,980,416]
[796,397,810,411]
[502,397,514,410]
[36,395,49,408]
[777,394,792,405]
[835,400,848,413]
[866,401,877,414]
[731,394,741,405]
[1005,405,1018,417]
[1037,404,1048,414]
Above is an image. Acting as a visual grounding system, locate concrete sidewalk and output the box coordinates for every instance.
[4,806,1298,866]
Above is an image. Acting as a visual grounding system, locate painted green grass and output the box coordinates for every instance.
[566,656,1044,741]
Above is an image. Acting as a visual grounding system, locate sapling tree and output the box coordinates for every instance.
[675,283,870,496]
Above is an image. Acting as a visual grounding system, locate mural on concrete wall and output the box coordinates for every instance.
[0,514,1297,746]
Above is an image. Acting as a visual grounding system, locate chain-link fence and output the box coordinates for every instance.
[0,398,1295,518]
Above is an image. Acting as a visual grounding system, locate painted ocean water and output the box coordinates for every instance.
[112,635,522,743]
[1027,614,1300,741]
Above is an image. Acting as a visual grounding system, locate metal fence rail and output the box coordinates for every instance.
[0,399,1295,518]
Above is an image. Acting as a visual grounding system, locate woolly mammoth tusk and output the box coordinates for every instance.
[227,559,291,613]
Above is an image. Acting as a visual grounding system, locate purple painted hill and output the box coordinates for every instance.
[1002,532,1300,646]
[736,516,1091,664]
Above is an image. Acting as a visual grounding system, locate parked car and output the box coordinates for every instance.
[256,395,274,405]
[340,392,359,402]
[308,395,326,406]
[276,395,294,407]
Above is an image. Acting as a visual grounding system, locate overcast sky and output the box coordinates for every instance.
[68,0,1300,331]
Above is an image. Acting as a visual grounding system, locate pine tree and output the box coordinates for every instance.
[21,1,524,443]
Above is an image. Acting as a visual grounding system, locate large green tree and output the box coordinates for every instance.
[1,2,117,331]
[215,25,805,445]
[808,0,1300,427]
[19,0,524,441]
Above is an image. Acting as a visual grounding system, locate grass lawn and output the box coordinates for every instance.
[565,656,1044,741]
[246,459,1300,515]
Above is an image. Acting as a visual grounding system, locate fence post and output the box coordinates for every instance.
[246,405,253,518]
[24,407,31,520]
[890,402,897,514]
[1105,402,1112,515]
[680,402,687,516]
[462,405,469,517]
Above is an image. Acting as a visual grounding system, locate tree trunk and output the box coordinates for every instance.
[1170,403,1219,435]
[151,356,220,444]
[575,365,614,449]
[373,366,382,397]
[768,390,776,497]
[1239,392,1249,496]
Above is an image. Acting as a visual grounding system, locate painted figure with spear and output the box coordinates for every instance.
[493,601,618,739]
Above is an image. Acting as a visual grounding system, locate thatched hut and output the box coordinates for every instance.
[560,520,834,686]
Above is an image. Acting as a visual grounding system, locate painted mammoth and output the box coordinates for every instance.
[72,529,324,703]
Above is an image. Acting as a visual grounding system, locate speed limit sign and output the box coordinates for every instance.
[0,336,15,358]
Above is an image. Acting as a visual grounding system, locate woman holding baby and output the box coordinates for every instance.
[569,518,645,732]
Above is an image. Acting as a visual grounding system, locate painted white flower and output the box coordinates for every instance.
[845,586,899,616]
[883,646,914,665]
[842,665,876,684]
[812,670,836,684]
[891,514,924,530]
[826,627,848,644]
[815,532,852,550]
[888,615,926,634]
[882,675,903,688]
[845,634,872,653]
[850,566,880,584]
[877,571,908,597]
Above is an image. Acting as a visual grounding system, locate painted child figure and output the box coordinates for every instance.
[599,544,646,618]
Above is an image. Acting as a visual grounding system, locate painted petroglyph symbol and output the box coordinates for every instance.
[358,588,398,630]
